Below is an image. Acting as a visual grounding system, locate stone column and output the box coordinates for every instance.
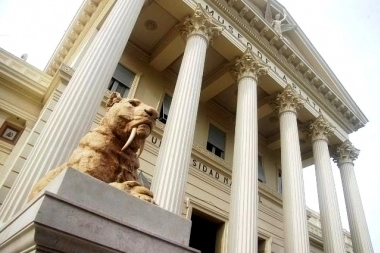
[310,115,346,253]
[0,0,146,223]
[334,141,374,253]
[150,4,222,215]
[276,85,310,253]
[227,49,267,253]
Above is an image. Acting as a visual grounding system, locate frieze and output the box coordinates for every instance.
[148,135,232,186]
[186,0,363,132]
[194,1,325,115]
[147,133,283,203]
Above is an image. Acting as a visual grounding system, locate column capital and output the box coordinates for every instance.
[309,114,335,142]
[180,4,223,44]
[276,84,306,115]
[332,140,360,165]
[232,48,268,81]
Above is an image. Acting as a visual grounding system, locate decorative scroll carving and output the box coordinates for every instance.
[332,141,360,165]
[180,4,223,44]
[275,84,306,114]
[309,114,335,142]
[303,69,312,79]
[269,36,279,45]
[29,93,159,203]
[249,16,260,27]
[232,48,268,81]
[296,62,305,71]
[279,45,288,55]
[310,77,320,86]
[287,54,296,63]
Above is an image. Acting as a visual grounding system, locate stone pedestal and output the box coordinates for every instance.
[0,169,198,253]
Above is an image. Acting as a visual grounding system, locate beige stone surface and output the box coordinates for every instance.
[29,92,158,202]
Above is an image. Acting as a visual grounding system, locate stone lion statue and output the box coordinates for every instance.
[29,92,158,203]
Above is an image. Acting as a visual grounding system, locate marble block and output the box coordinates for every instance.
[0,168,199,253]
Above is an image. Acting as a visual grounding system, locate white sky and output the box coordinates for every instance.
[0,0,379,251]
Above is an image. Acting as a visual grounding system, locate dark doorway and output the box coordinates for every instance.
[189,211,223,253]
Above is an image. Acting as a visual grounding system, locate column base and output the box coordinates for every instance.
[0,168,199,253]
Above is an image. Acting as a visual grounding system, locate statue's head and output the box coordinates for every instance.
[275,13,281,20]
[105,92,158,156]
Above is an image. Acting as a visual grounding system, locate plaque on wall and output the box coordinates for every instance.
[0,121,24,145]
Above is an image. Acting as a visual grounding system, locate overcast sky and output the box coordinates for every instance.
[0,0,379,251]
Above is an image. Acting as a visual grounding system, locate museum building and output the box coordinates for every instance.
[0,0,373,252]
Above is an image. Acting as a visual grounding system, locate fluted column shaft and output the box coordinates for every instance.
[310,116,345,253]
[227,49,267,253]
[0,0,146,223]
[335,142,373,252]
[277,85,310,253]
[151,5,222,215]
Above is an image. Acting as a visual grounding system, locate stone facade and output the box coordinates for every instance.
[0,0,371,252]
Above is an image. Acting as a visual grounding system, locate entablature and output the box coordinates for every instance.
[45,0,110,76]
[198,0,367,134]
[0,48,51,104]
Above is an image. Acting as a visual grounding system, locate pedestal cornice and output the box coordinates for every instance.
[180,4,223,44]
[276,84,306,115]
[333,141,360,166]
[310,114,334,143]
[232,48,268,82]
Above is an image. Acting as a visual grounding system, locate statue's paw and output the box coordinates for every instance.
[109,181,155,204]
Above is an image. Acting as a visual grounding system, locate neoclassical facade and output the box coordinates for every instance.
[0,0,373,252]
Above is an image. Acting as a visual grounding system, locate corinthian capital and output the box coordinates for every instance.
[232,48,268,81]
[180,4,223,44]
[276,84,306,115]
[309,114,335,142]
[333,140,360,165]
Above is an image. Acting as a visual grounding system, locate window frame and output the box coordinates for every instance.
[107,63,141,99]
[258,154,266,183]
[206,123,227,159]
[158,93,173,124]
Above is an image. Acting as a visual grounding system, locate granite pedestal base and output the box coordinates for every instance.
[0,168,199,253]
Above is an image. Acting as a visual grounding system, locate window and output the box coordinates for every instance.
[159,94,172,124]
[207,124,226,158]
[277,169,282,193]
[258,155,266,183]
[108,64,135,97]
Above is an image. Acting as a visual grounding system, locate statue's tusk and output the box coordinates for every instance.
[137,139,145,158]
[121,127,137,151]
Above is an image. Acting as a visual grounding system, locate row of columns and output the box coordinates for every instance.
[0,2,373,253]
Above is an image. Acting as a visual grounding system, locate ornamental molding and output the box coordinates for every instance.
[46,0,107,77]
[275,84,306,115]
[332,140,360,165]
[207,0,365,132]
[180,4,223,44]
[231,48,268,81]
[309,114,335,142]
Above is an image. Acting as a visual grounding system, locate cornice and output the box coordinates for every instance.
[0,99,37,125]
[207,0,365,133]
[45,0,109,76]
[0,49,52,105]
